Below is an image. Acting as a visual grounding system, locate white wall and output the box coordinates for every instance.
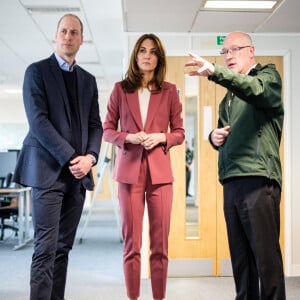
[0,97,26,123]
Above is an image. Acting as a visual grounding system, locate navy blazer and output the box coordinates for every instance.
[13,54,103,190]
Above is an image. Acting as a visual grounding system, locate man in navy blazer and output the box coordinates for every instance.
[13,14,103,300]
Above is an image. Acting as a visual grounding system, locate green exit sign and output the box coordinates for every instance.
[217,35,226,46]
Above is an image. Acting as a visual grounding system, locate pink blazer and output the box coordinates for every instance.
[103,81,185,185]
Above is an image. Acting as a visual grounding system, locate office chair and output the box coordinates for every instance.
[0,173,19,240]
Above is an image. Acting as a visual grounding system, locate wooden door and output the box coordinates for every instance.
[166,56,284,276]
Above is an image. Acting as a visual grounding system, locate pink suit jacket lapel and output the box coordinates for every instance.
[125,91,143,130]
[125,90,161,131]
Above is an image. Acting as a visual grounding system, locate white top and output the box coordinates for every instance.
[138,88,151,128]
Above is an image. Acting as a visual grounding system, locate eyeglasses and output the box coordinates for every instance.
[220,46,251,56]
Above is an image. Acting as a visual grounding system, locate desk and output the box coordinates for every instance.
[0,187,32,250]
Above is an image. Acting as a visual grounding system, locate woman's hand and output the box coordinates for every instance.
[126,132,166,150]
[125,131,148,144]
[141,133,166,150]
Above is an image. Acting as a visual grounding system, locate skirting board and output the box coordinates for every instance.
[168,258,233,277]
[291,264,300,276]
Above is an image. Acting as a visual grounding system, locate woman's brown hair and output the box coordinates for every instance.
[121,33,166,94]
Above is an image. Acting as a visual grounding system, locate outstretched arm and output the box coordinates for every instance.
[185,52,215,77]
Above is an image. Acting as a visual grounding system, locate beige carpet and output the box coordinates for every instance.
[0,200,299,300]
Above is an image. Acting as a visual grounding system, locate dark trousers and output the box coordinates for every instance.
[30,177,85,300]
[223,176,286,300]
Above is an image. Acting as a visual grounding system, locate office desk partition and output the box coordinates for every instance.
[0,187,32,250]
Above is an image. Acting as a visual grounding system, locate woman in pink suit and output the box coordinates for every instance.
[103,33,184,300]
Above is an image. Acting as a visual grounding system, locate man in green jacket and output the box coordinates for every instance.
[185,31,285,299]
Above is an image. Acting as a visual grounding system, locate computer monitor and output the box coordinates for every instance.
[0,150,19,179]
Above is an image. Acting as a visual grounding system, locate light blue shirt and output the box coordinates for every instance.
[54,53,77,72]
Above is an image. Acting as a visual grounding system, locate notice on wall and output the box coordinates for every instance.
[203,106,212,140]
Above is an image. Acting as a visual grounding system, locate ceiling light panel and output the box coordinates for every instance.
[25,5,80,14]
[202,0,281,12]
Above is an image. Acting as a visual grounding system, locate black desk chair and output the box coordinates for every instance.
[0,173,19,240]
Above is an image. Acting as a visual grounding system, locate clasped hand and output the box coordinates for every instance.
[69,155,94,179]
[127,132,166,150]
[185,52,215,77]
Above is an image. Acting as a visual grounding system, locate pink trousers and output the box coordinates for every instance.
[118,155,173,299]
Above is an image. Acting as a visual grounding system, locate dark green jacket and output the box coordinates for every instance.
[208,63,284,187]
